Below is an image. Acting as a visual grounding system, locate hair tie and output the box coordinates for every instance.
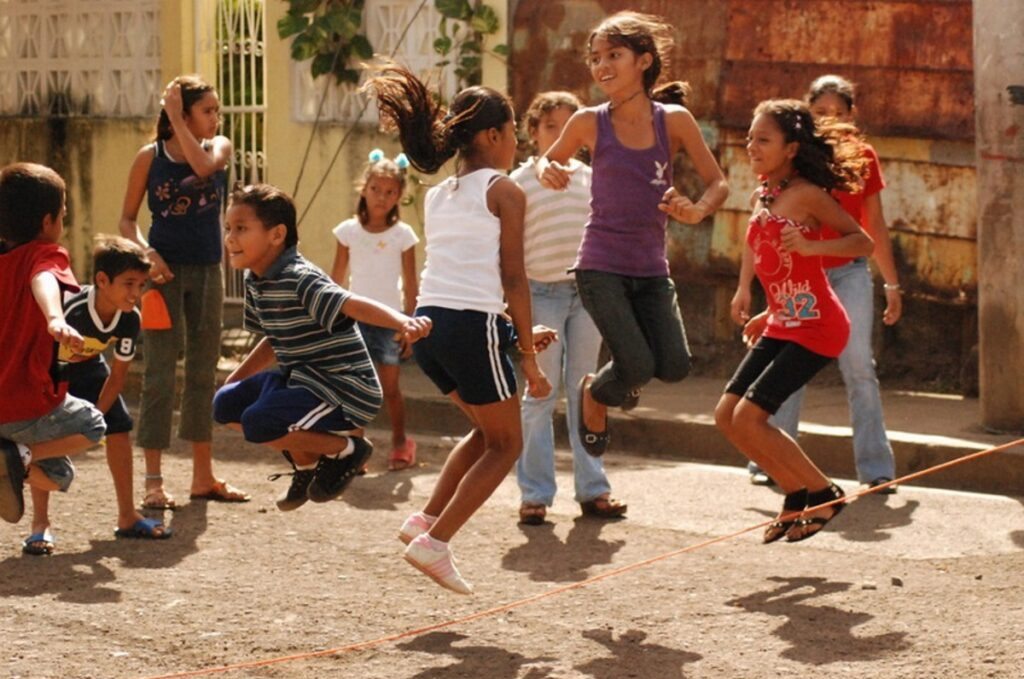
[395,153,409,170]
[368,148,385,162]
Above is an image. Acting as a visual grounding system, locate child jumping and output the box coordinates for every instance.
[513,91,627,525]
[0,163,106,535]
[366,64,552,594]
[24,236,171,554]
[715,99,874,543]
[537,11,729,456]
[213,184,431,512]
[331,149,420,471]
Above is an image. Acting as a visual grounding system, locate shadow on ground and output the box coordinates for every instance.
[501,517,625,583]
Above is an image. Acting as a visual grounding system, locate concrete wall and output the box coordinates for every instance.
[509,0,977,390]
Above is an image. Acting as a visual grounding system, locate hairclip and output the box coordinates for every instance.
[368,148,408,170]
[368,148,385,162]
[793,116,803,131]
[395,153,409,170]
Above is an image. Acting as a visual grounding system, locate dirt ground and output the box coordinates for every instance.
[2,425,1024,679]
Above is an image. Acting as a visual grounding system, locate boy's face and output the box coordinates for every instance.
[96,269,148,312]
[224,203,286,276]
[532,105,574,157]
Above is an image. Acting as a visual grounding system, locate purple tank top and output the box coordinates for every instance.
[574,101,673,277]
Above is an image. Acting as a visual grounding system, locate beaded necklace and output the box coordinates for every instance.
[757,177,790,207]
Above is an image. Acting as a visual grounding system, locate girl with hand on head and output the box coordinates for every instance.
[365,65,552,594]
[331,150,420,472]
[715,99,874,543]
[119,74,250,510]
[537,11,729,458]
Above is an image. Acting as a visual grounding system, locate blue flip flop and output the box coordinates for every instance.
[22,529,55,556]
[114,517,172,540]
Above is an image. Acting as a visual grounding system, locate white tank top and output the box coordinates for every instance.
[417,168,506,314]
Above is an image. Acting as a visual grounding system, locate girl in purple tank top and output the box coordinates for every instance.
[536,11,729,456]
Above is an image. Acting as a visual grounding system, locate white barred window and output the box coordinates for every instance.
[291,0,457,124]
[0,0,161,117]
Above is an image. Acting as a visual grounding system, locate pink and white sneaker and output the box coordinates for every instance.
[404,534,473,595]
[398,512,434,545]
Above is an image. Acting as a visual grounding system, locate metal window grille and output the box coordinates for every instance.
[291,0,457,124]
[0,0,161,117]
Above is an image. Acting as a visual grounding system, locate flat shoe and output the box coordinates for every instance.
[578,376,609,457]
[388,439,417,471]
[518,502,547,526]
[580,497,627,519]
[22,529,55,555]
[114,517,172,539]
[140,490,178,511]
[189,480,251,502]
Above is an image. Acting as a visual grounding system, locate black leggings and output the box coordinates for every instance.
[724,336,832,414]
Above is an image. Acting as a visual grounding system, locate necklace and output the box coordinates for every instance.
[757,177,790,207]
[609,89,645,110]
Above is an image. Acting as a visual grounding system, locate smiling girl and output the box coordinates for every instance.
[715,99,873,543]
[536,11,729,457]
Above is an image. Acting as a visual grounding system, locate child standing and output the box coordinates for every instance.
[733,75,902,492]
[366,65,552,594]
[24,237,170,554]
[119,74,248,509]
[513,91,626,525]
[715,99,874,543]
[0,163,106,532]
[331,150,420,471]
[537,12,729,456]
[213,184,431,512]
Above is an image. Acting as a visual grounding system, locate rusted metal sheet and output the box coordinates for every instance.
[722,0,974,141]
[510,0,727,118]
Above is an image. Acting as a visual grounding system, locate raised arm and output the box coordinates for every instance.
[660,108,729,223]
[161,81,232,179]
[536,109,597,190]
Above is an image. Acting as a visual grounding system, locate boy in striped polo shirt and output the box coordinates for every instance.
[213,184,431,511]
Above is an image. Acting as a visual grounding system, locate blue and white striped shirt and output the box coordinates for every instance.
[243,247,382,426]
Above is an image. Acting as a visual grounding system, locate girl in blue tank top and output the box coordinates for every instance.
[537,11,730,456]
[118,75,249,511]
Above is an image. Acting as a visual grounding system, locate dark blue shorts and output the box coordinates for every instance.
[358,322,402,366]
[213,370,358,444]
[413,306,518,406]
[65,356,134,435]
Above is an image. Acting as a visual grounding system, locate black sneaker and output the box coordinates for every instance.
[0,438,26,524]
[307,438,374,503]
[621,389,641,412]
[267,451,316,512]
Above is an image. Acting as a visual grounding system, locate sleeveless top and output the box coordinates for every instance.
[146,139,226,266]
[747,211,850,358]
[417,168,506,315]
[575,101,673,277]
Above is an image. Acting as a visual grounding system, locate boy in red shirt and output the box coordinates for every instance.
[0,163,106,526]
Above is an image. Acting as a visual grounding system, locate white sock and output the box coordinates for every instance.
[296,461,317,470]
[325,438,355,460]
[16,444,31,467]
[423,534,448,549]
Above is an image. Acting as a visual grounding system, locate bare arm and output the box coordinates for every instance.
[341,294,431,345]
[225,336,276,384]
[31,272,84,353]
[659,108,729,223]
[401,246,418,316]
[161,82,232,179]
[862,192,902,325]
[491,177,550,398]
[730,243,756,325]
[119,145,175,283]
[781,188,873,259]
[329,243,350,287]
[95,357,130,415]
[536,110,597,190]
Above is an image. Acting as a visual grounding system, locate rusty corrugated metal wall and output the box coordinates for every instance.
[510,0,976,389]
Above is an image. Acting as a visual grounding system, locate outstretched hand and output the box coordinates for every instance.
[396,315,432,346]
[538,160,575,191]
[48,319,84,354]
[530,324,558,353]
[658,187,707,224]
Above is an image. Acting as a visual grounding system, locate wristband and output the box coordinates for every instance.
[518,347,537,356]
[883,283,901,292]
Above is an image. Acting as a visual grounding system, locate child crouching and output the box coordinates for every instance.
[213,184,431,510]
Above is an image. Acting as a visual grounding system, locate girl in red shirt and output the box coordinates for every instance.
[715,99,874,543]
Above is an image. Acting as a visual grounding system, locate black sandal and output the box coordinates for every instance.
[786,482,846,543]
[578,376,609,457]
[763,488,807,544]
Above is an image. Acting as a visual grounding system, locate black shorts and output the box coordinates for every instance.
[413,306,518,406]
[724,336,832,415]
[65,356,134,435]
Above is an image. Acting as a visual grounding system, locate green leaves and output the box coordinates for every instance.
[432,0,504,89]
[435,0,472,21]
[278,0,375,84]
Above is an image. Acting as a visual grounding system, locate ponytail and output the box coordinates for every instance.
[364,64,513,175]
[651,80,690,106]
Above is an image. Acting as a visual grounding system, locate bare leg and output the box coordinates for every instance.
[105,433,160,532]
[142,447,173,507]
[27,485,52,543]
[26,435,95,462]
[426,393,523,542]
[378,364,407,448]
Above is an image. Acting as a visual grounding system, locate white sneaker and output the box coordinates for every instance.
[404,534,473,595]
[398,512,433,545]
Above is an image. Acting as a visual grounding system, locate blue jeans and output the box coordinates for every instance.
[517,280,611,505]
[749,258,895,482]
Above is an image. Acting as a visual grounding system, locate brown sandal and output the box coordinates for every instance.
[140,488,177,511]
[518,502,547,526]
[580,496,628,519]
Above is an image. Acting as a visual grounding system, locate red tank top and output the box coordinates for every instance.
[747,212,850,358]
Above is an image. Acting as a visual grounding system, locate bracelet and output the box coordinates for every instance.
[518,347,537,356]
[144,474,163,481]
[883,283,901,292]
